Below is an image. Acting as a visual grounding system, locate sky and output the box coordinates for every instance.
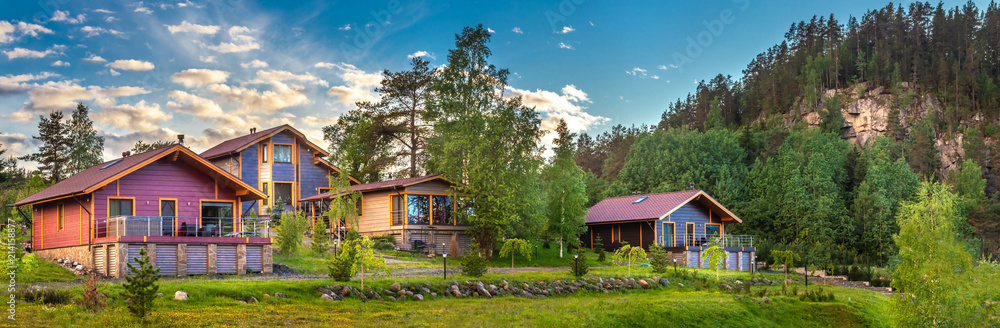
[0,0,992,169]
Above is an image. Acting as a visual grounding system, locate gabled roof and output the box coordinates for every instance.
[15,144,267,207]
[300,174,454,202]
[584,190,742,224]
[199,124,329,160]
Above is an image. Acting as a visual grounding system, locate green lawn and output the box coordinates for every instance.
[488,241,614,268]
[16,255,81,284]
[7,268,892,328]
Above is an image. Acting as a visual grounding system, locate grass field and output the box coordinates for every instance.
[6,266,891,328]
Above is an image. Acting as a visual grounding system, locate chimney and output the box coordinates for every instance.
[250,127,256,134]
[122,151,128,158]
[177,134,185,146]
[690,182,695,190]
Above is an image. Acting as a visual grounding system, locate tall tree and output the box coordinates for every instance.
[66,103,105,174]
[0,143,23,185]
[22,111,69,183]
[323,109,395,183]
[369,57,434,178]
[129,140,174,154]
[425,25,545,253]
[542,119,589,258]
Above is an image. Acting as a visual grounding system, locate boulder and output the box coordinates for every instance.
[341,286,352,297]
[174,291,189,301]
[155,293,163,298]
[316,287,333,295]
[390,282,402,292]
[763,296,771,304]
[245,296,258,304]
[262,294,270,298]
[637,279,650,289]
[275,292,289,298]
[659,278,670,286]
[321,294,335,301]
[413,294,424,301]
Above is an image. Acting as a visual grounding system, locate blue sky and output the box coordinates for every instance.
[0,0,991,167]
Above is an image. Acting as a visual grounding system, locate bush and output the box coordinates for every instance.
[460,242,489,277]
[275,211,308,256]
[328,236,359,282]
[17,286,72,305]
[648,246,671,274]
[592,235,606,262]
[80,273,105,311]
[569,253,589,277]
[799,287,836,302]
[311,217,329,256]
[122,247,160,319]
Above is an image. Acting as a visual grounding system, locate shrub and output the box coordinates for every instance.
[275,211,308,256]
[80,273,105,311]
[648,246,671,274]
[310,217,329,256]
[328,236,359,282]
[122,247,160,319]
[460,242,489,277]
[569,253,589,277]
[592,235,606,262]
[17,287,72,305]
[799,287,836,302]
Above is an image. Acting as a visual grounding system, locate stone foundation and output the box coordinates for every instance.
[46,242,274,278]
[33,245,93,272]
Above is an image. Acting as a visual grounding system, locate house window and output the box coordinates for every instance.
[432,196,452,225]
[201,202,233,236]
[273,145,292,163]
[56,204,64,230]
[706,223,722,242]
[355,197,363,216]
[407,195,430,225]
[109,198,133,217]
[662,222,675,247]
[161,200,176,236]
[274,183,293,209]
[456,198,474,226]
[686,222,695,247]
[261,145,269,163]
[391,195,405,225]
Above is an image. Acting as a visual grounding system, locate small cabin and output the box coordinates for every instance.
[15,144,272,278]
[300,175,471,255]
[583,190,755,271]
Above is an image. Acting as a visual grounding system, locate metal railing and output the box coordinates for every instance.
[659,233,754,248]
[391,210,405,225]
[97,216,271,238]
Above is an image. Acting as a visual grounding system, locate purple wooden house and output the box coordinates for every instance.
[15,143,271,277]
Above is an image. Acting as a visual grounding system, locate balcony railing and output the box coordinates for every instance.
[96,216,271,238]
[659,233,754,248]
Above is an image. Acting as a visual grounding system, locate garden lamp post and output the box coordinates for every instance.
[574,253,579,274]
[535,244,538,259]
[443,253,448,280]
[673,258,677,274]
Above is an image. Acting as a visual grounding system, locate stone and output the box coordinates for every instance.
[413,294,424,301]
[155,293,163,298]
[262,294,270,298]
[678,283,685,288]
[659,278,670,286]
[519,290,534,299]
[763,296,771,304]
[390,282,402,292]
[637,279,650,289]
[245,296,258,304]
[316,287,333,295]
[321,294,335,301]
[275,292,289,298]
[387,296,397,301]
[174,291,189,301]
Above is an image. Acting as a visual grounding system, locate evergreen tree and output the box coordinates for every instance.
[130,140,174,154]
[323,109,395,183]
[122,248,160,320]
[425,25,545,254]
[542,119,589,258]
[367,57,434,178]
[22,111,69,183]
[66,103,104,175]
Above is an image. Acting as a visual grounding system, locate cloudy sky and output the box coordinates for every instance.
[0,0,989,168]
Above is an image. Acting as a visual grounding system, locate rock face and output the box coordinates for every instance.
[174,291,189,301]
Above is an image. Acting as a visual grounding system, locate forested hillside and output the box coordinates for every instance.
[576,2,1000,263]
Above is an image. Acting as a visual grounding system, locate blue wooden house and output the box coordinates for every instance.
[200,125,358,216]
[584,190,755,271]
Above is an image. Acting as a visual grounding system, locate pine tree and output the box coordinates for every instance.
[130,140,174,154]
[66,103,105,175]
[122,248,160,319]
[22,111,69,183]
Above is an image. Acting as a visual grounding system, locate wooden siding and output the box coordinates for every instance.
[32,196,92,249]
[357,190,392,233]
[655,201,729,247]
[211,155,240,177]
[404,179,456,194]
[240,144,258,216]
[298,143,330,199]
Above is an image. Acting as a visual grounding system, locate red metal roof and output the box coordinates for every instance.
[300,174,447,202]
[15,144,267,206]
[585,190,742,224]
[199,125,288,159]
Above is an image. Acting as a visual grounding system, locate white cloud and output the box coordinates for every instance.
[50,10,86,24]
[0,133,32,158]
[207,81,310,114]
[134,2,154,14]
[52,60,70,67]
[558,42,574,50]
[338,24,351,31]
[106,59,155,71]
[167,90,223,117]
[487,27,495,33]
[170,68,230,87]
[323,62,383,107]
[658,64,677,70]
[109,69,120,76]
[93,100,171,133]
[301,115,338,127]
[505,84,608,133]
[82,54,107,63]
[14,80,150,114]
[407,51,435,59]
[205,26,260,53]
[3,47,57,59]
[165,21,220,34]
[626,67,650,78]
[557,26,575,34]
[105,16,118,23]
[241,59,268,68]
[589,21,595,26]
[314,62,335,69]
[80,26,124,37]
[199,55,216,63]
[0,21,53,44]
[93,9,115,14]
[512,27,523,34]
[0,72,60,95]
[254,70,328,87]
[1,112,32,122]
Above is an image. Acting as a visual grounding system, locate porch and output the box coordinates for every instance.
[93,216,272,244]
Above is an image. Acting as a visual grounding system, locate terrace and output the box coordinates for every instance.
[93,216,272,244]
[660,233,755,251]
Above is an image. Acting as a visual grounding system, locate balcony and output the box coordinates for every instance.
[96,216,272,239]
[660,233,754,250]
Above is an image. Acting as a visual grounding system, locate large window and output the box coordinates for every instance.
[662,222,675,247]
[706,223,721,241]
[56,204,64,230]
[273,145,292,163]
[407,195,430,225]
[391,195,405,225]
[161,200,176,236]
[201,202,233,236]
[261,145,268,163]
[355,197,363,216]
[109,198,133,217]
[274,183,293,209]
[686,222,695,247]
[432,196,452,225]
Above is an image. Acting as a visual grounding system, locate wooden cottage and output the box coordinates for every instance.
[199,125,359,216]
[299,175,471,254]
[583,190,755,271]
[15,144,272,278]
